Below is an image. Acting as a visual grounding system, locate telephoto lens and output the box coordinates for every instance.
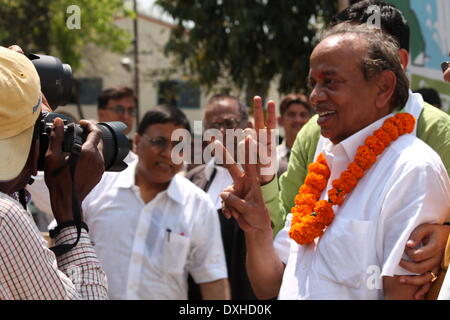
[441,61,449,73]
[29,53,130,172]
[29,54,73,109]
[37,113,130,172]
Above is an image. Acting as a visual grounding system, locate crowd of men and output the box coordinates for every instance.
[0,0,449,300]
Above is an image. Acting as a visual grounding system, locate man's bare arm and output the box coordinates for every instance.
[220,152,285,299]
[245,227,285,299]
[199,278,231,300]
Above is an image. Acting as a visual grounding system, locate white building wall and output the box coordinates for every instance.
[61,14,284,137]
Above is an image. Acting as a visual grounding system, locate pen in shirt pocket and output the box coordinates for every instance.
[166,228,171,242]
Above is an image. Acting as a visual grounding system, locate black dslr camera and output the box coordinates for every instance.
[29,53,130,172]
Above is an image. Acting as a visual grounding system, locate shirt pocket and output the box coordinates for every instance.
[313,219,374,289]
[160,229,190,275]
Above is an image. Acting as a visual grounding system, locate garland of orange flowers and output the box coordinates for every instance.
[289,113,416,245]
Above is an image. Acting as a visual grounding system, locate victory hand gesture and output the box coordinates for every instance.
[219,137,273,234]
[251,96,278,185]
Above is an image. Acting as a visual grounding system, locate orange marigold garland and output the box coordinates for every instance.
[365,136,385,156]
[382,122,399,140]
[289,113,416,245]
[374,128,391,146]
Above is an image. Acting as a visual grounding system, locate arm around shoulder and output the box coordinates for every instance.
[199,278,231,300]
[417,104,450,177]
[383,276,418,299]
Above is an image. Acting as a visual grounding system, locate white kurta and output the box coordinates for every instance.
[438,270,450,300]
[274,114,450,299]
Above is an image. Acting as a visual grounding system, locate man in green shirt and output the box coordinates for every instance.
[258,0,450,299]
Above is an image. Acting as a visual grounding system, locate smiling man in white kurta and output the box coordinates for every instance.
[275,113,449,299]
[219,24,450,300]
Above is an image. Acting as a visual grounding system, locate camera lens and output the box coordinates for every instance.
[29,54,73,109]
[441,61,449,73]
[37,114,130,172]
[96,121,130,172]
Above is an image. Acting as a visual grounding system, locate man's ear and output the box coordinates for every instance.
[375,70,397,110]
[398,49,409,70]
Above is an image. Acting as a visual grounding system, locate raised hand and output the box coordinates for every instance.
[44,118,104,224]
[251,96,278,185]
[219,138,272,234]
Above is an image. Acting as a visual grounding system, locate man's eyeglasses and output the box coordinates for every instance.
[208,118,242,130]
[105,105,136,117]
[141,134,183,150]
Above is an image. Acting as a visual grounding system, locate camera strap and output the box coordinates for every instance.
[50,142,83,257]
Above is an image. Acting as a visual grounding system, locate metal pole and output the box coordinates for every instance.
[133,0,140,125]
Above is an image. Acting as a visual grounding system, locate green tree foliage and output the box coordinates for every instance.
[0,0,132,70]
[155,0,337,98]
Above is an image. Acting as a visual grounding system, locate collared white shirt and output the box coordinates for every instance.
[204,159,234,210]
[276,140,291,176]
[276,140,290,160]
[82,158,227,300]
[274,113,450,300]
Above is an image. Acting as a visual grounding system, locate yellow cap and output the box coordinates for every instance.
[0,46,42,181]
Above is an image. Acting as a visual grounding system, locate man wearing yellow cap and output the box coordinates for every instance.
[0,46,108,299]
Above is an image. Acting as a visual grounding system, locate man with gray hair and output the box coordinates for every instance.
[256,0,450,300]
[186,94,259,299]
[220,24,450,299]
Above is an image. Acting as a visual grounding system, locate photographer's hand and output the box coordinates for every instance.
[75,120,104,200]
[44,118,104,224]
[44,118,74,224]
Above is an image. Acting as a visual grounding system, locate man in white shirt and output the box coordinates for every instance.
[96,86,137,135]
[185,94,257,299]
[219,24,450,299]
[276,94,312,176]
[82,105,229,300]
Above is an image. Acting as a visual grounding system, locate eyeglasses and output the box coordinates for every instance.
[105,105,136,117]
[141,134,183,150]
[208,118,242,130]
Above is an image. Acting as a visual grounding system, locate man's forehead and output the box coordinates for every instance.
[205,98,240,116]
[144,122,184,135]
[309,34,366,75]
[107,96,136,106]
[312,33,367,59]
